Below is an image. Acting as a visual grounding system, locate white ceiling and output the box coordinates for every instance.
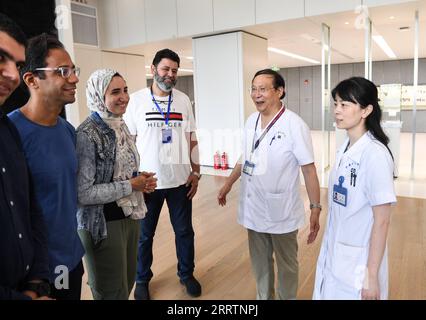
[118,1,426,77]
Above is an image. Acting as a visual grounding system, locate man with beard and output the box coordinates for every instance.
[124,48,201,300]
[8,33,85,300]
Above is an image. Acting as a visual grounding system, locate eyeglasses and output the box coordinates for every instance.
[34,66,80,78]
[249,86,276,95]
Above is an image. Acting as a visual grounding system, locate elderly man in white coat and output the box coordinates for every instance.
[218,69,321,300]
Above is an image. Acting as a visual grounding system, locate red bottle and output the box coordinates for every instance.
[214,151,221,169]
[221,152,229,170]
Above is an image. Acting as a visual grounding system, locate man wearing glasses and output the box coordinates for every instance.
[8,33,85,300]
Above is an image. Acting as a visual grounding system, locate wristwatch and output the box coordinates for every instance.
[191,171,202,180]
[25,281,51,297]
[310,203,322,211]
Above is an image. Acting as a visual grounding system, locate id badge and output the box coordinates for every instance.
[162,128,172,144]
[333,176,347,207]
[243,160,255,176]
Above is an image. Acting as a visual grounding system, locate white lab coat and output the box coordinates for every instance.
[238,108,314,234]
[313,131,396,300]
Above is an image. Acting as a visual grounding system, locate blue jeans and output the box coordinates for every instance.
[136,184,195,283]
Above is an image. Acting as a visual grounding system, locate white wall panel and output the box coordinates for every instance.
[213,0,255,31]
[144,0,178,42]
[177,0,213,37]
[117,0,146,47]
[363,0,416,7]
[255,0,304,24]
[97,0,120,49]
[305,0,361,17]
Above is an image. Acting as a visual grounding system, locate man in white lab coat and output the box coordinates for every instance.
[218,69,321,300]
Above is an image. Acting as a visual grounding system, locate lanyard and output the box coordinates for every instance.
[150,86,172,125]
[251,106,285,154]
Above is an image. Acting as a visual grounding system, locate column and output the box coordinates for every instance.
[193,31,268,170]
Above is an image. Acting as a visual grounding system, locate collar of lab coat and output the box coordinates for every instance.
[336,131,372,167]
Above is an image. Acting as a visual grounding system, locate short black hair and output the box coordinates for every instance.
[0,13,27,47]
[21,33,64,79]
[252,69,286,99]
[152,48,180,68]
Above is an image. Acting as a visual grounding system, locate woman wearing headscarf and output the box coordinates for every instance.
[76,69,157,300]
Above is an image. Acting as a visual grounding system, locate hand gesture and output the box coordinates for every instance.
[130,172,157,193]
[140,172,157,193]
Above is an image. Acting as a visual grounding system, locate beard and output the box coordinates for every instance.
[154,71,177,93]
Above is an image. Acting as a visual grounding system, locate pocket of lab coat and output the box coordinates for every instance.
[332,242,368,290]
[264,191,293,222]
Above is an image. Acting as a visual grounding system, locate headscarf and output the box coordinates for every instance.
[86,68,146,219]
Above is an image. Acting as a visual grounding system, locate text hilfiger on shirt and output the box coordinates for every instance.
[147,122,182,128]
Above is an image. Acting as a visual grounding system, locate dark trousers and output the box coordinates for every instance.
[136,184,194,283]
[50,260,84,300]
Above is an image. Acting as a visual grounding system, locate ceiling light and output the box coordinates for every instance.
[389,16,395,20]
[372,35,396,58]
[344,21,349,25]
[268,47,320,64]
[185,56,194,60]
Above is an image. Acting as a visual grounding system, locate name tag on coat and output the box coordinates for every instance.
[243,160,255,176]
[333,176,347,207]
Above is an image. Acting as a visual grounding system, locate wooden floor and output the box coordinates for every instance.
[81,175,426,300]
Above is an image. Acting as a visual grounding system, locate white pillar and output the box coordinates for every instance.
[364,17,372,80]
[193,31,268,169]
[410,9,419,179]
[55,0,80,128]
[321,23,332,187]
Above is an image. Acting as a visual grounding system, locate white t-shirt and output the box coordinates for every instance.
[238,107,315,234]
[124,87,196,189]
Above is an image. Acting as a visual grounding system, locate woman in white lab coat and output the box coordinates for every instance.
[313,77,396,300]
